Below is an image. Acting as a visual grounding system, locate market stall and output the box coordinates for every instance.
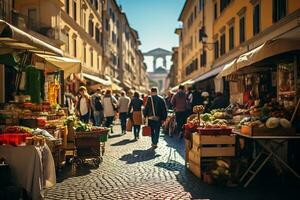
[184,39,300,186]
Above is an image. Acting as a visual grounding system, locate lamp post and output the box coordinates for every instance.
[201,31,215,51]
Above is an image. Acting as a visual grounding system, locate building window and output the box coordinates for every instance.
[73,38,76,57]
[65,32,69,53]
[198,28,204,42]
[220,33,225,55]
[112,53,117,65]
[89,19,94,37]
[229,25,234,50]
[90,49,93,66]
[112,31,116,43]
[273,0,286,23]
[214,40,219,59]
[65,0,70,14]
[83,45,86,63]
[27,8,38,30]
[194,6,197,18]
[214,2,218,19]
[73,0,76,21]
[112,12,115,22]
[220,0,231,13]
[239,16,245,44]
[0,0,7,19]
[94,0,98,10]
[253,3,260,35]
[105,18,109,31]
[97,56,100,70]
[199,0,205,11]
[95,27,100,43]
[201,51,207,67]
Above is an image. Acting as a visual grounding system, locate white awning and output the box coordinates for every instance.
[35,54,81,78]
[0,20,63,56]
[82,73,111,86]
[193,65,225,83]
[170,79,194,92]
[216,59,237,78]
[217,39,300,78]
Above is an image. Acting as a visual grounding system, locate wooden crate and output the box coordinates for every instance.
[189,149,200,165]
[189,160,201,178]
[185,139,191,163]
[241,125,296,136]
[192,134,236,157]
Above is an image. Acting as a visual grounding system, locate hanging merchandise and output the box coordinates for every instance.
[48,79,60,106]
[25,65,41,103]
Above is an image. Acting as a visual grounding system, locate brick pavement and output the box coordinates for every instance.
[45,126,299,200]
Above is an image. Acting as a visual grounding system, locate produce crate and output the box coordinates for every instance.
[185,139,191,164]
[192,134,236,157]
[189,160,201,178]
[240,125,296,136]
[197,128,232,135]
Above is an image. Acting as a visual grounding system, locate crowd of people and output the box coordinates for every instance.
[65,84,229,148]
[165,85,228,137]
[66,86,168,149]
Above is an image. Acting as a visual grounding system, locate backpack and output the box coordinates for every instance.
[95,96,103,111]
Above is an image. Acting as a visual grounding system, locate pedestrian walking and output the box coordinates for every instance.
[102,89,118,132]
[76,86,91,123]
[144,87,168,149]
[171,85,188,137]
[128,92,143,140]
[165,91,174,110]
[118,91,130,134]
[91,88,104,126]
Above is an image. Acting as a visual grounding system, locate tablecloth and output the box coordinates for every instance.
[0,144,56,200]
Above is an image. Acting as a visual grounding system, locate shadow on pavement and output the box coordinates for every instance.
[56,161,99,183]
[119,149,161,164]
[111,139,136,146]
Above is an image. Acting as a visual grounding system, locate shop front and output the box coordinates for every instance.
[183,38,300,187]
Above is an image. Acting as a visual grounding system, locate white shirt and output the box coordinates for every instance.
[79,97,89,116]
[118,96,130,113]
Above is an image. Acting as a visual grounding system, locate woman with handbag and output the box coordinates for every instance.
[102,89,118,132]
[128,92,143,140]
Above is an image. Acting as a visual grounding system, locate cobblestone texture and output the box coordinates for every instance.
[45,126,299,200]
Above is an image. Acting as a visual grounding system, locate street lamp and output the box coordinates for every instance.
[201,31,215,51]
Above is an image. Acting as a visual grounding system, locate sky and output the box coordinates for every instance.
[117,0,185,72]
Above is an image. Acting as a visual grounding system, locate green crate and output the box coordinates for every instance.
[99,133,108,142]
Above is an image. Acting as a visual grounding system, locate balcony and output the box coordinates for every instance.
[11,10,64,45]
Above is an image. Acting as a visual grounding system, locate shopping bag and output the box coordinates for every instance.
[142,126,151,136]
[126,119,133,132]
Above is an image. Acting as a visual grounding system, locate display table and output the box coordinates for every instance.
[0,144,56,200]
[234,131,300,187]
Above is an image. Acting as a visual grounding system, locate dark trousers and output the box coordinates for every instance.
[175,111,186,133]
[133,125,141,138]
[119,112,127,132]
[149,120,161,145]
[80,113,89,123]
[105,116,114,128]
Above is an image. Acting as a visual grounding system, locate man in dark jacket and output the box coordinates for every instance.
[144,87,168,149]
[171,85,188,136]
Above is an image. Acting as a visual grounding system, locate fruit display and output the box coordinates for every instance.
[193,105,204,113]
[237,116,292,129]
[200,113,214,122]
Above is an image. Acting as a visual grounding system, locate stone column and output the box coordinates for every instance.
[153,56,157,71]
[163,57,167,67]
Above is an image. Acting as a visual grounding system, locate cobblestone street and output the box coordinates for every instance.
[45,126,299,200]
